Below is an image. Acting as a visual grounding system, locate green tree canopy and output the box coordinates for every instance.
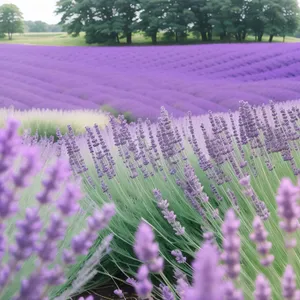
[0,4,23,40]
[56,0,300,44]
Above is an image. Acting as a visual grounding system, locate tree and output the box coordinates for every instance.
[115,0,139,44]
[24,20,48,32]
[190,0,212,41]
[56,0,121,44]
[280,0,299,41]
[0,4,23,40]
[163,0,195,43]
[246,0,268,41]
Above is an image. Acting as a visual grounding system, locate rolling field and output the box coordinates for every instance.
[1,43,300,119]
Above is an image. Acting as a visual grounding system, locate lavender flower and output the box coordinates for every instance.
[171,249,186,264]
[184,242,225,300]
[134,264,153,299]
[36,159,72,205]
[153,189,185,236]
[134,222,164,273]
[70,203,116,256]
[254,274,271,300]
[250,216,274,267]
[12,146,42,188]
[114,289,124,298]
[0,118,21,174]
[282,265,300,300]
[276,178,300,248]
[160,284,175,300]
[78,296,94,300]
[221,209,241,280]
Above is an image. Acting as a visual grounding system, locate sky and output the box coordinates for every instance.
[1,0,300,25]
[0,0,60,24]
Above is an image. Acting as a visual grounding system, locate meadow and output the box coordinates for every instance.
[1,37,300,300]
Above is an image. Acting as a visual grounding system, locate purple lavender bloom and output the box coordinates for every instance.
[44,266,65,286]
[37,214,66,262]
[239,175,250,187]
[11,207,42,261]
[171,249,187,264]
[36,159,71,205]
[70,203,115,255]
[134,265,153,298]
[134,222,164,273]
[0,118,21,175]
[153,189,185,236]
[221,209,241,280]
[87,203,116,231]
[282,265,299,299]
[254,274,271,300]
[184,242,225,300]
[78,296,94,300]
[224,281,244,300]
[276,178,300,248]
[56,183,82,216]
[250,216,274,267]
[12,146,42,188]
[113,289,124,298]
[160,284,175,300]
[0,181,18,219]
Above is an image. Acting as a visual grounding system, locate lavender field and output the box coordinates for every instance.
[3,41,300,300]
[1,43,300,119]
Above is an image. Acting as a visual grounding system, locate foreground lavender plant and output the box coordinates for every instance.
[0,118,116,299]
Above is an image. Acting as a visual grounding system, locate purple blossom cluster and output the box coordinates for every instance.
[2,44,300,119]
[0,118,116,299]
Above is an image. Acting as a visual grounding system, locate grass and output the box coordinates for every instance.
[0,107,109,140]
[0,31,299,46]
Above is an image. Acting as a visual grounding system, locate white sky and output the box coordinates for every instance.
[1,0,300,25]
[0,0,60,24]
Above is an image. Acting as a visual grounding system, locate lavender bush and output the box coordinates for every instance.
[0,118,115,299]
[44,98,300,300]
[3,96,300,299]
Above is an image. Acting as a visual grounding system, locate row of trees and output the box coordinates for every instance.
[56,0,300,44]
[24,21,63,33]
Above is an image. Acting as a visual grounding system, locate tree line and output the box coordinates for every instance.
[56,0,300,44]
[24,21,63,33]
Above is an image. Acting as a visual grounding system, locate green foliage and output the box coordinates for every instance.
[0,4,24,40]
[24,21,63,33]
[101,105,136,123]
[56,0,300,44]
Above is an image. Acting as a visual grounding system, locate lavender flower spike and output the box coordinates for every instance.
[221,209,241,280]
[276,178,300,248]
[254,274,271,300]
[171,249,186,264]
[184,242,225,300]
[134,264,153,299]
[250,216,274,267]
[134,221,164,273]
[282,265,300,300]
[160,284,175,300]
[114,289,124,298]
[153,189,185,236]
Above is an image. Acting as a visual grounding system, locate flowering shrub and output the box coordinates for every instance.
[2,44,300,119]
[50,99,300,299]
[0,118,115,299]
